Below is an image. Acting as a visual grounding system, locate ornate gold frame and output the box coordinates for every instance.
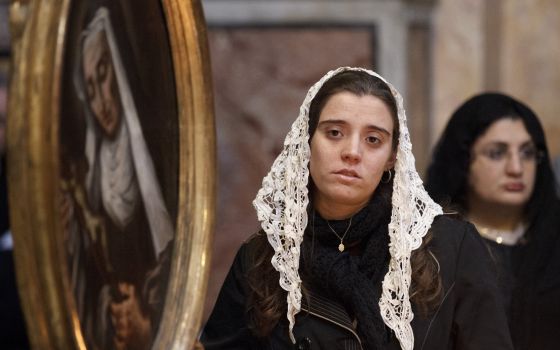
[7,0,215,349]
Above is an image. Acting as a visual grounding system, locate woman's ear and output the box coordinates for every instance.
[385,151,397,171]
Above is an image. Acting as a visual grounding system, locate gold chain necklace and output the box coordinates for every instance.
[326,216,353,252]
[475,223,526,245]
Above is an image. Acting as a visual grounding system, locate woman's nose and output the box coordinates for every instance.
[505,151,523,175]
[341,136,361,163]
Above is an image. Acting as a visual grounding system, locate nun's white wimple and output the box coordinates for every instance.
[253,67,442,349]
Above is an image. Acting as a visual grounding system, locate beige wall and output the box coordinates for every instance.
[432,0,560,158]
[432,0,484,140]
[501,0,560,155]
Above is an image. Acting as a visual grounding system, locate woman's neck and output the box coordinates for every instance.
[466,199,524,231]
[314,199,367,220]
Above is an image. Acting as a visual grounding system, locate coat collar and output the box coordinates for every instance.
[300,290,407,349]
[301,290,359,341]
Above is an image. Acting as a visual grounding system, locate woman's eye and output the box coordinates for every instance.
[97,53,109,81]
[519,146,538,161]
[86,79,96,101]
[485,148,507,160]
[327,129,342,137]
[366,136,380,144]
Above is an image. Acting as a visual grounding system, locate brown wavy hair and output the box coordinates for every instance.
[247,70,442,336]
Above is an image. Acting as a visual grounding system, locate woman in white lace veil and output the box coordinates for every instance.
[202,67,512,349]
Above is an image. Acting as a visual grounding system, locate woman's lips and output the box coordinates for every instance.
[334,169,360,179]
[504,182,525,191]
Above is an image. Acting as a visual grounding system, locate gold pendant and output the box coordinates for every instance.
[338,243,345,252]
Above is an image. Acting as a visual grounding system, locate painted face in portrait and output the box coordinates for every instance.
[468,118,538,209]
[309,91,396,216]
[82,29,122,138]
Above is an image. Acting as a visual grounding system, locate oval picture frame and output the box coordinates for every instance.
[7,0,215,349]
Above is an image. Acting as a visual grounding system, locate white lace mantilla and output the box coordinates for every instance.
[253,67,443,349]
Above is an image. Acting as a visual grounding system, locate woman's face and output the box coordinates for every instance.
[82,30,122,138]
[468,118,538,210]
[310,91,396,218]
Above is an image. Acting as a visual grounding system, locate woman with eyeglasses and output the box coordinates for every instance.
[426,93,560,349]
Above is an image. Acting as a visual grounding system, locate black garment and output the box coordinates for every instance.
[0,251,30,350]
[0,155,8,235]
[0,155,30,349]
[302,196,390,349]
[482,200,560,350]
[483,241,516,317]
[201,215,513,350]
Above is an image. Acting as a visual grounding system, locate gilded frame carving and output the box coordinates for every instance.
[7,0,215,348]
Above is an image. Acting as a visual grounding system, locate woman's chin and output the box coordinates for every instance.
[325,191,370,209]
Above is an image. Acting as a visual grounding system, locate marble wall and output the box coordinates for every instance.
[432,0,560,157]
[501,0,560,155]
[432,0,485,141]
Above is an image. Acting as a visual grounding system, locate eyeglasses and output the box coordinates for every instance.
[476,144,544,163]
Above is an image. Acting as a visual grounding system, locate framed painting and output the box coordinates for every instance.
[7,0,215,349]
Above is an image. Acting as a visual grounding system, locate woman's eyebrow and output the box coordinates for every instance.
[364,124,391,136]
[317,119,347,127]
[484,140,534,148]
[520,140,536,147]
[318,119,391,135]
[483,141,508,148]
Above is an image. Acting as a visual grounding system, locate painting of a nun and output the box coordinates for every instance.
[60,7,175,349]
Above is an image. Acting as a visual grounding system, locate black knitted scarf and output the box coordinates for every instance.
[301,191,392,349]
